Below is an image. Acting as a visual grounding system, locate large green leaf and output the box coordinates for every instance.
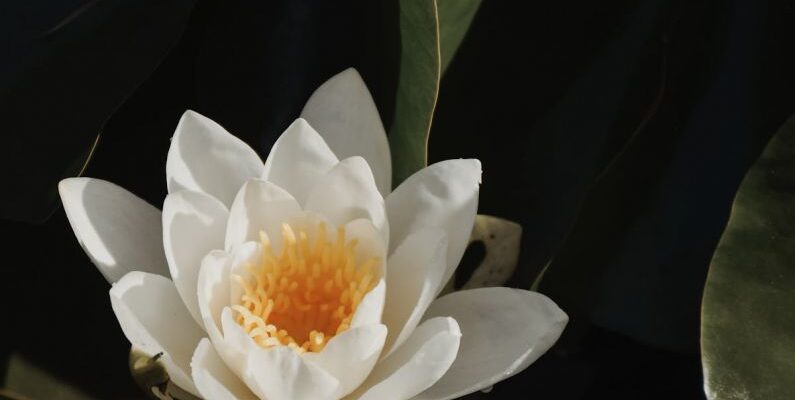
[389,0,441,186]
[2,353,97,400]
[438,0,482,74]
[701,114,795,399]
[530,0,787,354]
[522,0,670,343]
[1,0,196,223]
[389,0,480,186]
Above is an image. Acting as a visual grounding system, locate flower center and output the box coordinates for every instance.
[232,221,380,353]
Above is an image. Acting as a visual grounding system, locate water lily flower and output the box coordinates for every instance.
[59,68,568,400]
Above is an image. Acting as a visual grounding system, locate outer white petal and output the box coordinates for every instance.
[166,110,265,206]
[109,271,203,397]
[414,288,568,400]
[225,179,301,251]
[262,118,338,204]
[385,159,481,293]
[349,317,461,400]
[191,338,257,400]
[163,190,228,326]
[382,229,448,356]
[59,178,167,283]
[303,324,387,397]
[300,68,392,196]
[305,156,388,244]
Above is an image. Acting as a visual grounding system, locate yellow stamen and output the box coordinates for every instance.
[232,222,380,353]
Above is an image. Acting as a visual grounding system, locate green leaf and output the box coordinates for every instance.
[524,0,676,349]
[2,353,97,400]
[388,0,441,186]
[389,0,481,186]
[438,0,482,74]
[1,0,196,223]
[701,114,795,400]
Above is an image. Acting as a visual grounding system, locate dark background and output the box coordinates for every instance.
[2,0,794,399]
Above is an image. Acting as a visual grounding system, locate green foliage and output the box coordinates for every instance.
[701,115,795,400]
[388,0,441,186]
[438,0,482,74]
[0,0,196,223]
[2,353,96,400]
[388,0,480,186]
[524,0,680,350]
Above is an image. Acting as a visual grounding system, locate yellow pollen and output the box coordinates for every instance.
[233,222,380,353]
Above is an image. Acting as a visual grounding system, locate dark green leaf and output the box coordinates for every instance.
[0,0,196,223]
[388,0,441,186]
[701,114,795,400]
[437,0,481,74]
[2,353,96,400]
[530,0,784,353]
[432,0,673,313]
[389,0,482,186]
[189,1,400,153]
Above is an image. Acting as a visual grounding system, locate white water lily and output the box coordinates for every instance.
[59,69,568,400]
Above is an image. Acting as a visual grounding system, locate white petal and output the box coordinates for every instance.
[197,244,261,374]
[414,288,568,400]
[241,339,341,400]
[382,229,448,356]
[225,179,301,251]
[166,110,265,206]
[221,305,261,352]
[197,250,231,340]
[262,118,338,204]
[304,324,387,397]
[110,272,203,397]
[163,190,228,326]
[191,338,257,400]
[305,157,388,245]
[351,278,386,328]
[385,159,481,293]
[300,68,392,196]
[344,218,387,278]
[344,218,388,329]
[58,178,167,283]
[350,317,461,400]
[227,242,264,312]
